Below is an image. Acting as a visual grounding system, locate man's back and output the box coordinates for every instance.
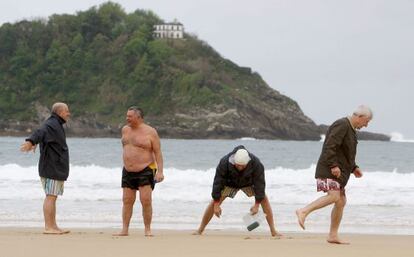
[315,117,357,186]
[212,145,266,202]
[27,113,69,181]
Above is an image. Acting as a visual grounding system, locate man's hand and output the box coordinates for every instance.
[330,166,341,178]
[353,167,363,178]
[213,202,222,218]
[250,203,260,215]
[20,141,36,153]
[154,172,164,183]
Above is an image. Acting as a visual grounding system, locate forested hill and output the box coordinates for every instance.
[0,2,388,140]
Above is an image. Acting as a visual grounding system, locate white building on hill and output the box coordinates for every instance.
[153,21,184,39]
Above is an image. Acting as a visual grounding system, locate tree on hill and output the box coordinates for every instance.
[0,1,323,140]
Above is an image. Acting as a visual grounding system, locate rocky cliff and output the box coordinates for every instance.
[0,102,390,141]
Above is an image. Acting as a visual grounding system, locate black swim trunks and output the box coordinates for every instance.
[121,166,156,190]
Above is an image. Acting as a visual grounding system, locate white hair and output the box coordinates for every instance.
[352,105,373,119]
[51,102,68,114]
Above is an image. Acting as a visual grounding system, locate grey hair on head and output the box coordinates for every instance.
[352,105,373,119]
[51,102,68,114]
[128,106,144,118]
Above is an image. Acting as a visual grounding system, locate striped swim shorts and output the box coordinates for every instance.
[221,186,255,198]
[41,177,65,196]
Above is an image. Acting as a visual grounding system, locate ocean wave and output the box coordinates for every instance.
[0,164,413,206]
[390,132,414,143]
[319,134,325,142]
[237,137,256,141]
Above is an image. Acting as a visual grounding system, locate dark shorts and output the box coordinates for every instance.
[122,166,156,190]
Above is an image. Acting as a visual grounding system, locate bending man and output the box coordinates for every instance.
[194,145,280,237]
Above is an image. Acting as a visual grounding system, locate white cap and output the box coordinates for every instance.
[234,149,251,165]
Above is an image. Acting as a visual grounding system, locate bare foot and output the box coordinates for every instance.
[271,231,283,237]
[144,230,153,237]
[43,229,70,235]
[192,230,202,236]
[112,231,129,236]
[295,209,306,230]
[327,237,350,245]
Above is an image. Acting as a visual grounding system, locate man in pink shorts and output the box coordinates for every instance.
[296,105,373,244]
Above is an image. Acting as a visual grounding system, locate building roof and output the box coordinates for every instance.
[155,22,183,26]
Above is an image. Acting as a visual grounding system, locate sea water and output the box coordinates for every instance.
[0,137,413,235]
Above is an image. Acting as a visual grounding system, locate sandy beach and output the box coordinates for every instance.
[0,228,413,257]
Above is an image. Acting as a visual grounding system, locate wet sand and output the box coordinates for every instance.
[1,228,413,257]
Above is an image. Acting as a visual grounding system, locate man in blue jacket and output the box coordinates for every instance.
[20,102,71,234]
[194,145,281,236]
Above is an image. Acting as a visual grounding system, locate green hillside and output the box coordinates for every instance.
[0,2,328,140]
[1,2,253,121]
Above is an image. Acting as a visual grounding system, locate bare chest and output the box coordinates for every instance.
[122,132,152,150]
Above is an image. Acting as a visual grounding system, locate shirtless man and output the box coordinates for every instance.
[114,106,164,236]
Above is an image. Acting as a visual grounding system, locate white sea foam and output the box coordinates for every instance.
[1,164,413,234]
[390,132,414,143]
[238,137,256,141]
[319,134,325,142]
[1,164,413,206]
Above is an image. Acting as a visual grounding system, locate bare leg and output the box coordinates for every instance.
[43,195,69,234]
[327,194,349,244]
[113,188,136,236]
[193,197,226,235]
[296,190,340,230]
[138,185,153,236]
[43,195,58,232]
[260,196,281,237]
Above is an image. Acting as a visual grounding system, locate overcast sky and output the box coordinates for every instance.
[1,0,413,138]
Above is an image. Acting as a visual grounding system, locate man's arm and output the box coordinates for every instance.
[251,161,266,214]
[20,141,36,152]
[253,162,266,202]
[152,129,164,182]
[353,166,363,178]
[211,159,226,202]
[20,126,45,152]
[121,126,128,136]
[211,160,227,218]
